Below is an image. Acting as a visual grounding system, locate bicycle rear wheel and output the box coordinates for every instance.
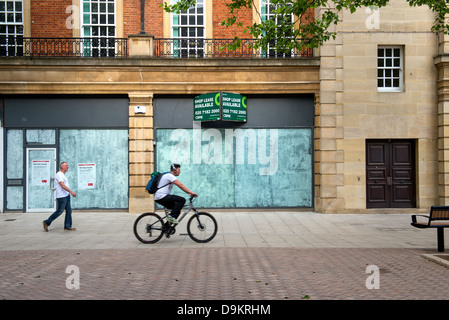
[187,212,217,243]
[133,212,164,244]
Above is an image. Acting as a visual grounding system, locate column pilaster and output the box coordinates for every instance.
[128,93,154,213]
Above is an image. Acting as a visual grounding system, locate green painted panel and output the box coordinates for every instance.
[27,149,56,210]
[59,130,128,209]
[156,128,312,208]
[6,186,23,210]
[156,129,235,208]
[6,129,23,179]
[26,129,55,144]
[234,129,312,207]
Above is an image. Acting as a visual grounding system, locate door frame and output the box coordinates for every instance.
[25,148,57,212]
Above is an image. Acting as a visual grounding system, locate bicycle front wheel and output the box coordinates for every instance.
[187,212,217,243]
[133,212,164,244]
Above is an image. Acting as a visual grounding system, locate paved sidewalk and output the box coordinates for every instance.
[0,210,448,301]
[0,210,445,250]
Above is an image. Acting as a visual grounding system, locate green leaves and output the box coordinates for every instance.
[160,0,449,53]
[407,0,449,34]
[160,0,197,13]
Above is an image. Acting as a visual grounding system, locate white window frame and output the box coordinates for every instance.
[260,0,294,58]
[80,0,116,57]
[0,0,23,56]
[171,0,205,58]
[377,46,403,92]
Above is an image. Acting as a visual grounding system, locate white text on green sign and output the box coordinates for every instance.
[194,92,221,121]
[222,92,247,122]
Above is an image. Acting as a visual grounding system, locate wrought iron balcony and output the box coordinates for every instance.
[0,36,313,59]
[0,36,128,58]
[154,38,313,59]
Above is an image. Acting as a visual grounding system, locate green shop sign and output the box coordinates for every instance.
[194,92,247,122]
[222,92,247,122]
[194,92,221,121]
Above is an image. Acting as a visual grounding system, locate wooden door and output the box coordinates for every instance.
[366,140,416,208]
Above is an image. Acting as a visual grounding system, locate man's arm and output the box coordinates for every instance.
[60,181,77,197]
[173,180,197,197]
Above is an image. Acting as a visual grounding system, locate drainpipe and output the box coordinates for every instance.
[139,0,147,34]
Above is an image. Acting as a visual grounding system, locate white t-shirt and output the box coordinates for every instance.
[55,171,70,198]
[154,173,177,200]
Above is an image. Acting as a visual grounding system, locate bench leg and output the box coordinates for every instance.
[437,228,445,252]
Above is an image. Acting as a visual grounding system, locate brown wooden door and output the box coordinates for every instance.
[366,140,416,208]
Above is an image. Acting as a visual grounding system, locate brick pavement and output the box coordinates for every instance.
[1,210,449,304]
[0,247,448,300]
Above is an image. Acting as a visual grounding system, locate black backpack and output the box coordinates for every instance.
[145,171,170,194]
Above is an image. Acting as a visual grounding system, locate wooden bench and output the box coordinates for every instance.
[411,206,449,252]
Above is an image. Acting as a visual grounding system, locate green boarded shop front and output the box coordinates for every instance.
[154,94,314,209]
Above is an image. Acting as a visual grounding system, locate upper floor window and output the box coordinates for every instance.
[0,0,23,56]
[171,0,205,58]
[378,46,403,92]
[260,0,294,58]
[81,0,116,57]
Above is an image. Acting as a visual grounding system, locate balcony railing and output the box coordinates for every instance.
[0,37,128,58]
[0,36,314,59]
[154,38,313,58]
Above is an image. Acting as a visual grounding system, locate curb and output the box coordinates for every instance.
[422,254,449,268]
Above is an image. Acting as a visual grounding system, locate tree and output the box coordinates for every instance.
[161,0,449,54]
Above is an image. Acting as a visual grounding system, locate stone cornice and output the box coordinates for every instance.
[0,57,320,95]
[0,57,320,68]
[434,54,449,67]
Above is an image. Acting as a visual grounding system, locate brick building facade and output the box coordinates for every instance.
[0,0,447,215]
[25,0,254,39]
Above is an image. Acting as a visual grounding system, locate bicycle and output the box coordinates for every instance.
[133,196,217,244]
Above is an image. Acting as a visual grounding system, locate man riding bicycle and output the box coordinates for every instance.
[154,163,197,224]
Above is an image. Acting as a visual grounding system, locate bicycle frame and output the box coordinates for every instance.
[161,196,197,224]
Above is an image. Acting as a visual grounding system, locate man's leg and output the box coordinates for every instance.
[155,196,175,211]
[44,197,67,227]
[169,195,186,219]
[63,196,73,229]
[156,195,186,218]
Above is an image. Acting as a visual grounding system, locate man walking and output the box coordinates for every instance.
[42,161,77,231]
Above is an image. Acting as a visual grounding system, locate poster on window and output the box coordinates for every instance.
[31,160,50,186]
[78,163,96,190]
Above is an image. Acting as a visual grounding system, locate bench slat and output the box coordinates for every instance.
[432,208,449,220]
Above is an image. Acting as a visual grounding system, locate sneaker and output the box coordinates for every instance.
[166,215,179,224]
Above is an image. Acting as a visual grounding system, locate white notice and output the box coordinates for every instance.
[78,163,96,190]
[32,160,50,186]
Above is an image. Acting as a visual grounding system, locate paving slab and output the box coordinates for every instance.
[0,210,448,302]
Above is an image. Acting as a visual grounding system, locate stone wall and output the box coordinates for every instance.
[317,0,439,213]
